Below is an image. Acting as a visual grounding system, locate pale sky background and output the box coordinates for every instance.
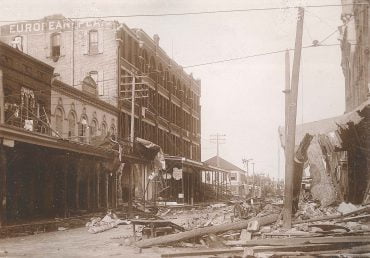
[0,0,345,179]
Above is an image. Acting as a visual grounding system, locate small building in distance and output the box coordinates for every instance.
[204,156,247,197]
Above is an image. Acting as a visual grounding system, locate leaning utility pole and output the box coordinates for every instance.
[283,7,304,229]
[210,133,226,167]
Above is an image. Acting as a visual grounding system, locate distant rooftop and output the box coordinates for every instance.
[204,155,245,173]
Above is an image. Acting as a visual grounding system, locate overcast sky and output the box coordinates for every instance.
[0,0,345,179]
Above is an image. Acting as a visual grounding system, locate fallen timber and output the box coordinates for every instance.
[230,235,370,247]
[135,213,279,248]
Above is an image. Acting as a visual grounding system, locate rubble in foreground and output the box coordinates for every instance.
[115,197,370,257]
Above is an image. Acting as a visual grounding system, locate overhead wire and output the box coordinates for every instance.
[0,3,368,23]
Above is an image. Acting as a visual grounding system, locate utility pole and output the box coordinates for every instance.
[210,133,226,167]
[251,162,255,198]
[121,72,149,218]
[283,7,304,229]
[128,74,135,219]
[242,158,253,177]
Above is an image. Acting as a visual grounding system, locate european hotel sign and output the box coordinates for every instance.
[0,19,114,36]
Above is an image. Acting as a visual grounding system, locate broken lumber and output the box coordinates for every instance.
[240,235,370,247]
[293,205,370,225]
[135,213,278,248]
[160,248,243,257]
[293,133,313,213]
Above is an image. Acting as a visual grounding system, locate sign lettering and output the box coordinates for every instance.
[0,19,114,36]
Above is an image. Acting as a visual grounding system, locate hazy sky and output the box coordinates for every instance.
[0,0,345,179]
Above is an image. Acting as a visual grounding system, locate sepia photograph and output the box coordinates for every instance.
[0,0,369,257]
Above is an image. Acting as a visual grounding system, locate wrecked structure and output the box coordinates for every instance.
[278,0,370,208]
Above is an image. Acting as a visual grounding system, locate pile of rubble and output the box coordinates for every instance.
[132,199,370,257]
[81,198,370,257]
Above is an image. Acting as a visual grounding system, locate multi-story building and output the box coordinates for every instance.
[0,15,202,204]
[0,41,120,227]
[0,15,201,160]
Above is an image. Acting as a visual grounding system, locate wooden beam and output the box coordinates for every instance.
[161,248,243,258]
[135,214,278,248]
[241,235,370,247]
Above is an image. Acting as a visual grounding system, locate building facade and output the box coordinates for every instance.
[0,15,202,205]
[51,79,118,142]
[0,41,120,226]
[0,15,201,162]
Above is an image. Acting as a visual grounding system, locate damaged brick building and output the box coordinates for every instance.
[0,14,204,213]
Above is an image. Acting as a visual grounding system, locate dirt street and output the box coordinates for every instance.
[0,225,161,258]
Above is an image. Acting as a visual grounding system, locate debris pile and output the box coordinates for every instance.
[119,198,370,257]
[86,210,130,234]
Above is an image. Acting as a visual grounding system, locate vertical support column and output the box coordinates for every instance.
[0,70,4,124]
[0,141,7,227]
[75,168,80,210]
[87,166,91,211]
[97,169,100,209]
[105,172,109,209]
[63,163,68,218]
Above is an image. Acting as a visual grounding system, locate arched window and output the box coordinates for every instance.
[78,115,88,143]
[110,124,116,137]
[90,119,98,138]
[55,107,63,136]
[101,122,107,137]
[82,74,97,96]
[68,112,76,138]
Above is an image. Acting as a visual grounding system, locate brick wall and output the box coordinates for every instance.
[0,18,119,107]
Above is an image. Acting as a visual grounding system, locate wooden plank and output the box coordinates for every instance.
[161,248,243,258]
[293,205,370,225]
[135,214,278,248]
[242,235,370,247]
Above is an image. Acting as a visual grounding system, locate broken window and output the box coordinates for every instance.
[78,116,88,143]
[51,33,61,59]
[11,36,23,52]
[90,119,97,138]
[101,122,107,136]
[55,108,63,136]
[68,112,76,138]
